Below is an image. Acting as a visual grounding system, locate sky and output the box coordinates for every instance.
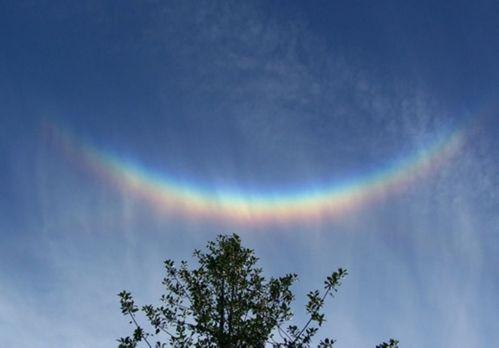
[1,1,498,347]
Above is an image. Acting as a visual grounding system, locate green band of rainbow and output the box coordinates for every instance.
[49,124,466,226]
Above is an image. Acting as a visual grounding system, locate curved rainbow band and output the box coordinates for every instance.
[49,124,466,226]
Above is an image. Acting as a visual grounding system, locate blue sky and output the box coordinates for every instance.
[1,1,498,347]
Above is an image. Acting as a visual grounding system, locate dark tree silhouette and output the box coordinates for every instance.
[117,234,398,347]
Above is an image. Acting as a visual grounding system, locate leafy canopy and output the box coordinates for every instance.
[117,234,398,348]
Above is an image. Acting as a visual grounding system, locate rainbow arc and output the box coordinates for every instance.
[49,124,465,226]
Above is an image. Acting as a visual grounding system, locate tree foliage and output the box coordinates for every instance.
[117,234,398,347]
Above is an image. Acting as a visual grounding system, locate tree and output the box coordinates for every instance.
[117,234,398,347]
